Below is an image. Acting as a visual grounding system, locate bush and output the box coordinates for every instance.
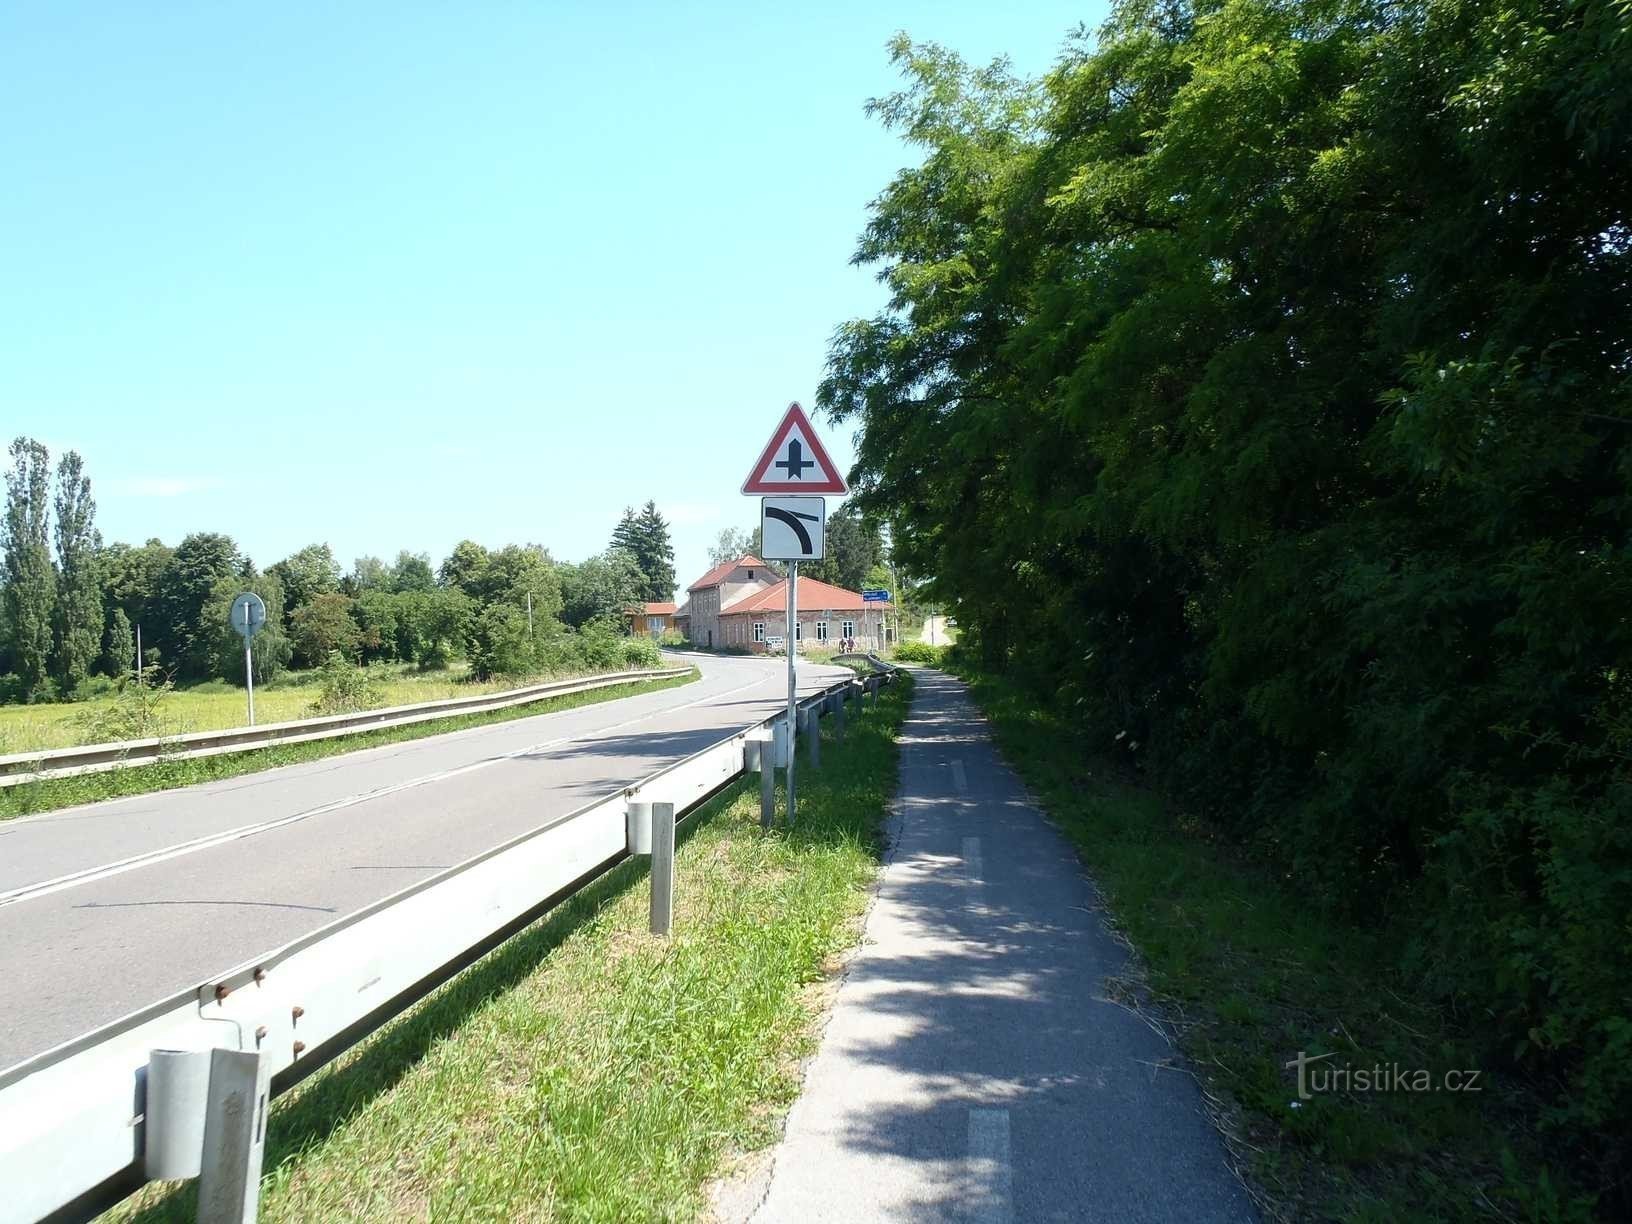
[659,628,685,648]
[618,636,663,669]
[307,651,383,716]
[72,667,174,743]
[894,640,947,665]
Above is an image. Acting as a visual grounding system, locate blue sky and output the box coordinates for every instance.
[2,2,1100,599]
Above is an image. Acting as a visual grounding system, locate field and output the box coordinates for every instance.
[0,661,600,754]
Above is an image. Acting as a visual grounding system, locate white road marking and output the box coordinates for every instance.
[967,1108,1014,1224]
[0,667,798,907]
[951,759,967,791]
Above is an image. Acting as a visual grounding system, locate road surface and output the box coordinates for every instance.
[745,668,1255,1223]
[0,652,849,1071]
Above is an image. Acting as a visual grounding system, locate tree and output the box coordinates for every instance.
[610,503,676,601]
[346,555,390,595]
[102,538,173,635]
[52,451,103,693]
[152,533,246,679]
[559,550,644,628]
[438,540,490,599]
[823,7,1632,1196]
[2,438,55,695]
[633,501,676,601]
[390,550,435,592]
[268,544,341,621]
[105,607,135,678]
[288,592,361,667]
[803,501,881,591]
[708,527,755,566]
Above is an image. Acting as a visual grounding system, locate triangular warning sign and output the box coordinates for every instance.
[742,402,848,495]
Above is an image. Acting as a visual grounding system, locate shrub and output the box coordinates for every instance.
[72,667,174,743]
[618,636,663,669]
[307,651,382,716]
[893,640,947,665]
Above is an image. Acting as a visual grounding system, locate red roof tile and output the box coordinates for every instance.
[721,576,890,615]
[642,602,677,616]
[687,554,768,592]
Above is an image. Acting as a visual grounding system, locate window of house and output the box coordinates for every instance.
[753,622,765,643]
[842,619,855,639]
[815,621,828,642]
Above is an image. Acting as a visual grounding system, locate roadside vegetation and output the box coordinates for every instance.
[951,657,1592,1222]
[0,667,696,823]
[826,1,1630,1213]
[111,674,910,1223]
[0,635,666,754]
[1,439,683,737]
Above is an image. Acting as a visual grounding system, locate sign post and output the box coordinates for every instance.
[743,403,848,826]
[229,592,267,727]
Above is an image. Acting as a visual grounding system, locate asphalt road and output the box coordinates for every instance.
[747,668,1256,1223]
[0,652,848,1071]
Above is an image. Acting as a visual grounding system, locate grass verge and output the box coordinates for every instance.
[946,664,1590,1224]
[1,669,698,822]
[107,674,910,1223]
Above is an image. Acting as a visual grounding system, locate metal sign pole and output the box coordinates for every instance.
[786,561,798,825]
[244,637,255,727]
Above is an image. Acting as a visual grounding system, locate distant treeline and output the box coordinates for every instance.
[1,438,677,696]
[825,0,1631,1203]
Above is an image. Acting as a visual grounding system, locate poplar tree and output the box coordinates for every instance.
[52,450,103,693]
[2,438,55,695]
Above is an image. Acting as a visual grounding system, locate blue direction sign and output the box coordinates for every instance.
[862,589,891,603]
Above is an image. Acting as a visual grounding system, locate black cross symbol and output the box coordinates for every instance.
[776,439,814,480]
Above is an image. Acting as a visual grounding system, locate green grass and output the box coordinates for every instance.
[1,669,698,823]
[944,663,1593,1224]
[0,660,636,754]
[108,674,911,1223]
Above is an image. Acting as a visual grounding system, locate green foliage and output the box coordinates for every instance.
[3,438,56,696]
[390,549,435,592]
[612,501,678,601]
[560,550,645,628]
[802,501,883,591]
[467,602,535,679]
[892,640,946,665]
[266,543,341,622]
[307,650,382,716]
[288,592,360,668]
[617,634,662,669]
[827,1,1632,1204]
[51,451,103,694]
[72,666,173,743]
[152,533,246,680]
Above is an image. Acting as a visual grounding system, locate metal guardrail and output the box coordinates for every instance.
[0,662,898,1224]
[0,666,686,788]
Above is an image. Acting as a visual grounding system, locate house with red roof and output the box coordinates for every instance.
[673,554,893,653]
[626,601,678,638]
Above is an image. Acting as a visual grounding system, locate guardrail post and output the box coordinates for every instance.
[746,739,774,829]
[650,801,675,936]
[835,688,847,741]
[197,1047,270,1224]
[806,705,821,768]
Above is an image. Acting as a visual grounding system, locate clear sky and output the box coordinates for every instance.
[2,2,1101,599]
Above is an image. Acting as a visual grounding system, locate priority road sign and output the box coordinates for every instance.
[741,402,847,495]
[761,496,826,561]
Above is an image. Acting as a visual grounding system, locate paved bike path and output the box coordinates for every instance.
[749,668,1257,1222]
